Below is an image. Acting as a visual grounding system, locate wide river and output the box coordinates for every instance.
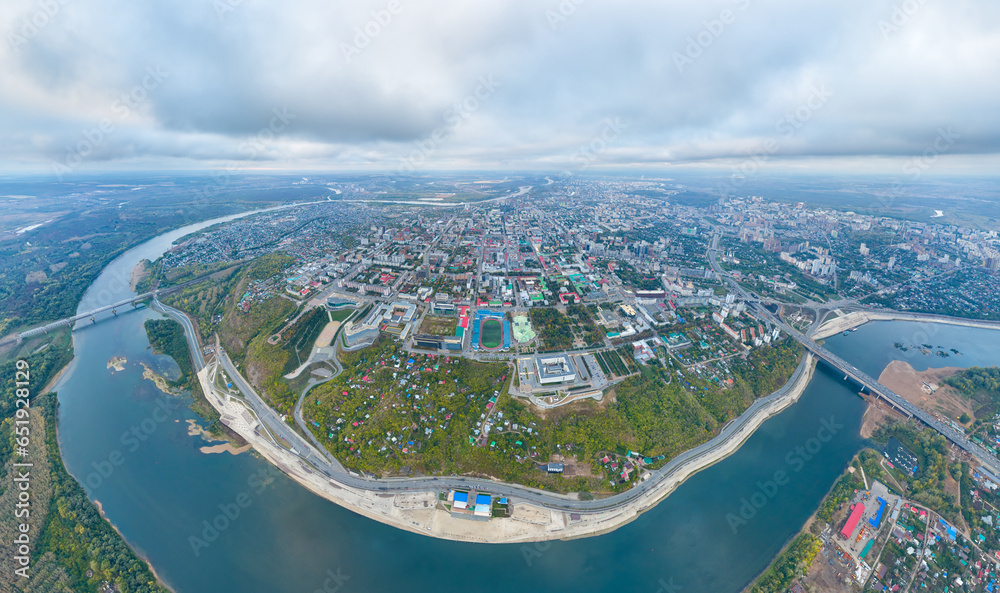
[53,212,1000,593]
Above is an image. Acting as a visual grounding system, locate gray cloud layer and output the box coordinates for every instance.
[2,0,999,174]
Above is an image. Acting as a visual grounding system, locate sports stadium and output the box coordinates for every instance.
[470,309,511,351]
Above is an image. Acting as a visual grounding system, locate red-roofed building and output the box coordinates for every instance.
[841,503,866,539]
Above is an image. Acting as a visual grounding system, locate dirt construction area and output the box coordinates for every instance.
[877,360,971,423]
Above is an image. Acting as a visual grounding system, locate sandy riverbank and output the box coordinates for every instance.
[877,360,969,423]
[41,362,72,394]
[94,500,176,592]
[129,260,149,292]
[812,311,877,339]
[140,362,179,396]
[859,401,899,439]
[199,442,252,455]
[198,353,817,543]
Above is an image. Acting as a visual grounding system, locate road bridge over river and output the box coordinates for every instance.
[1,264,245,347]
[769,311,1000,476]
[707,228,1000,475]
[16,294,153,340]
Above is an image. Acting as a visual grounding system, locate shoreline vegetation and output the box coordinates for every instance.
[143,318,246,447]
[0,392,170,593]
[745,364,1000,593]
[0,319,189,592]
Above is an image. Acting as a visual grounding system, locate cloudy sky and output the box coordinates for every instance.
[2,0,999,175]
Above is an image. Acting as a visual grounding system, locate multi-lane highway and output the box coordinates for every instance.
[147,227,1000,517]
[708,229,1000,476]
[167,290,815,513]
[770,312,1000,476]
[15,294,151,341]
[5,264,245,346]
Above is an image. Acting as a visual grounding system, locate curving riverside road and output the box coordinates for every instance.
[155,297,815,513]
[159,248,1000,520]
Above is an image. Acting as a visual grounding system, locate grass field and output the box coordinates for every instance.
[481,319,503,348]
[421,315,459,336]
[329,308,355,322]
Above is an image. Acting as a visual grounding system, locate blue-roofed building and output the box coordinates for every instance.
[938,518,958,541]
[474,493,492,516]
[450,490,494,520]
[869,497,887,528]
[474,504,490,516]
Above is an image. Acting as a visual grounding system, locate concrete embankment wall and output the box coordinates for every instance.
[813,311,1000,341]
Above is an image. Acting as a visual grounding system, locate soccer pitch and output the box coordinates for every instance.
[480,319,503,348]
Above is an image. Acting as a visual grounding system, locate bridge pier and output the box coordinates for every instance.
[112,308,117,315]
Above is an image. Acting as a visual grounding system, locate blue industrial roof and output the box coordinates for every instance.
[476,493,491,505]
[869,497,887,528]
[454,492,468,502]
